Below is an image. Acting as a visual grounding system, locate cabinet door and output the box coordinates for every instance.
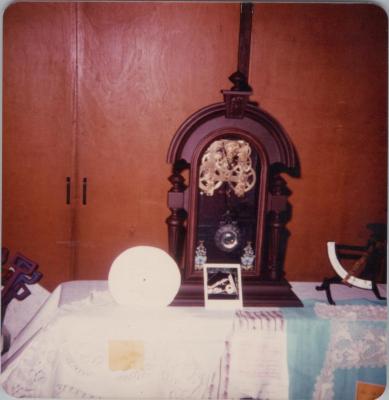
[73,3,238,280]
[3,4,76,291]
[73,3,171,280]
[3,3,240,284]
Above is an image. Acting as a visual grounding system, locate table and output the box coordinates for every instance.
[1,281,387,399]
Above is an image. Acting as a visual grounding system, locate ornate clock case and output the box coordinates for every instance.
[166,80,301,307]
[166,4,302,307]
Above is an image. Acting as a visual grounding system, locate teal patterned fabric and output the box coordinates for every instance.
[284,299,387,400]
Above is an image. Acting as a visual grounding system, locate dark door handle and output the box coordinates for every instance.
[82,177,88,205]
[66,177,71,205]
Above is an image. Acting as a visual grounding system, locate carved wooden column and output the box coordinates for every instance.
[166,165,187,265]
[267,174,289,281]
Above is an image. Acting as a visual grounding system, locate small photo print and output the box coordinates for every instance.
[203,264,243,309]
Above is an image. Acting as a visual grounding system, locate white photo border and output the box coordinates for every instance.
[203,263,243,309]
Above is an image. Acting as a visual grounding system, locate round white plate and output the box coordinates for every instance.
[108,246,181,308]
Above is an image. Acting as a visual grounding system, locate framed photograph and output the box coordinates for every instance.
[203,264,243,309]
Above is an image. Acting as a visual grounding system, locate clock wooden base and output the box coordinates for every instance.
[242,280,303,307]
[170,280,303,307]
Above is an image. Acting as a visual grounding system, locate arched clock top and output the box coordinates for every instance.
[167,102,299,175]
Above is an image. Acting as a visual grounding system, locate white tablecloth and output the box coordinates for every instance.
[1,281,386,399]
[1,288,289,399]
[5,280,385,365]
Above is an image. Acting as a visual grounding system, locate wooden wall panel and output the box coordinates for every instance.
[3,3,76,290]
[74,3,239,279]
[250,4,387,281]
[3,3,387,288]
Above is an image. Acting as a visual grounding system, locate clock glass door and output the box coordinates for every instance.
[194,137,260,273]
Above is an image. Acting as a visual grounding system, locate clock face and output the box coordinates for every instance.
[194,138,260,270]
[214,223,241,252]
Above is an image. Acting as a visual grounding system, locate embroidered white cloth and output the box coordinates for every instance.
[314,302,387,321]
[208,310,288,400]
[1,290,290,399]
[0,291,237,398]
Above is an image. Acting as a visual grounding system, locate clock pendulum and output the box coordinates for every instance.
[214,209,242,254]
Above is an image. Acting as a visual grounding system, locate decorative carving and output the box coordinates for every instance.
[199,139,256,197]
[223,90,251,119]
[222,71,252,119]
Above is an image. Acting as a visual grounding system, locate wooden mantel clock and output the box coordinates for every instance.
[166,4,302,307]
